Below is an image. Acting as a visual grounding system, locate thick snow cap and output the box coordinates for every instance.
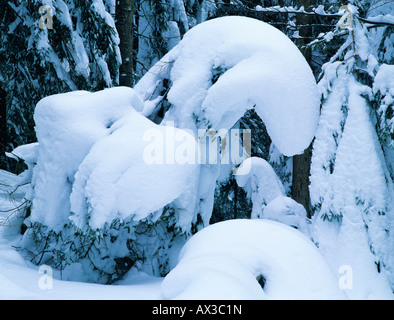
[30,87,145,231]
[136,16,320,156]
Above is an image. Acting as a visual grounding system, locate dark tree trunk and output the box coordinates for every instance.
[292,145,312,218]
[116,0,134,87]
[0,87,7,170]
[292,0,315,218]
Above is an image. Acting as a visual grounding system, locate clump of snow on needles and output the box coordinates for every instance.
[235,157,310,234]
[70,112,199,231]
[27,86,199,232]
[30,87,143,231]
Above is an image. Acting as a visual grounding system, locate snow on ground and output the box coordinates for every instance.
[0,169,331,300]
[0,169,162,300]
[162,219,347,300]
[0,168,392,299]
[1,177,344,300]
[0,237,162,300]
[0,169,344,300]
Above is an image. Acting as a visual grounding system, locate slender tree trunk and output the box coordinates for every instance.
[292,0,314,218]
[0,88,7,170]
[292,145,312,218]
[116,0,134,87]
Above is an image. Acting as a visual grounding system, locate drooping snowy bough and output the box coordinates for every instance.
[135,15,320,229]
[15,17,320,284]
[135,16,319,156]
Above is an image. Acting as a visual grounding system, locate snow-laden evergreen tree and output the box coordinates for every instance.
[367,0,394,181]
[0,0,120,171]
[309,2,394,297]
[134,14,320,247]
[133,0,343,220]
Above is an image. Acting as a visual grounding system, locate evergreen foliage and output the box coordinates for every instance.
[309,2,394,287]
[0,0,120,171]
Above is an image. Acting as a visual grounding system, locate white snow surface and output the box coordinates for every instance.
[162,219,347,300]
[374,63,394,95]
[0,237,162,300]
[135,16,320,157]
[0,239,162,300]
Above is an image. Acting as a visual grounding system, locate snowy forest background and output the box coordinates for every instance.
[0,0,393,299]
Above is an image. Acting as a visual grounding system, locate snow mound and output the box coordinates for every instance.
[26,86,200,232]
[70,112,200,231]
[135,16,320,157]
[161,219,348,300]
[29,87,143,231]
[235,157,309,233]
